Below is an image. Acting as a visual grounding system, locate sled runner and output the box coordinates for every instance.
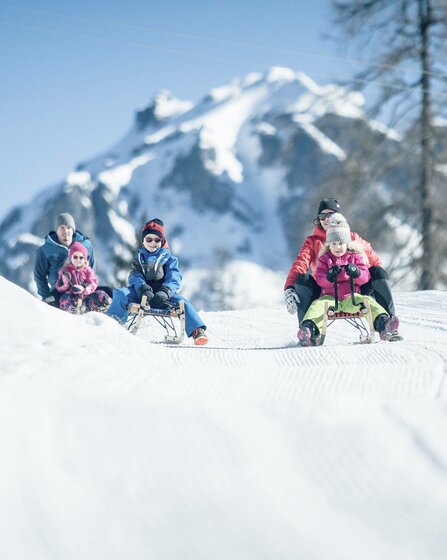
[126,295,186,344]
[317,273,375,346]
[75,298,83,315]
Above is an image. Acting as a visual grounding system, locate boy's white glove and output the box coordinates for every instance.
[284,288,299,314]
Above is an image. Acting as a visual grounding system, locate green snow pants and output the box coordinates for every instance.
[303,294,388,334]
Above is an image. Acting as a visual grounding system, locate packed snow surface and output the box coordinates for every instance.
[1,276,447,559]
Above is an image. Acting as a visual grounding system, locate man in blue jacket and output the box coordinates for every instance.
[34,212,95,306]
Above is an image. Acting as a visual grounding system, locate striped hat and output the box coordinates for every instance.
[141,218,166,242]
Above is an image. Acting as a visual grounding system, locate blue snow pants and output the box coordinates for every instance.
[107,287,205,337]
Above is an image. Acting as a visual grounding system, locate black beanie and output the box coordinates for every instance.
[317,198,341,215]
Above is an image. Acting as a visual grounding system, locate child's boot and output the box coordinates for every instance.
[297,320,316,347]
[192,327,208,346]
[376,314,400,341]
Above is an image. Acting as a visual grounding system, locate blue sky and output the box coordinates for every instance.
[1,0,355,216]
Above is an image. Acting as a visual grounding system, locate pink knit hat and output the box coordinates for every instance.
[69,241,88,259]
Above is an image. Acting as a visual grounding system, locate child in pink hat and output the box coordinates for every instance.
[55,242,111,313]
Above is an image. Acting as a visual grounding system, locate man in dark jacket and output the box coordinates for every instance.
[34,212,95,306]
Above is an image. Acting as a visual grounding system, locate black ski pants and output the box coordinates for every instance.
[360,266,395,316]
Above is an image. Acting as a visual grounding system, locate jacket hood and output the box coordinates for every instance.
[139,246,171,259]
[46,230,89,246]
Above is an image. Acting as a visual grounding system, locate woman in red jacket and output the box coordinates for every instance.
[284,198,399,335]
[296,213,399,346]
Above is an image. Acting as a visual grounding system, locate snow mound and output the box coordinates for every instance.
[1,276,447,560]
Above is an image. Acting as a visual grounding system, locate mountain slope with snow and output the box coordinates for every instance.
[0,67,409,307]
[1,276,447,560]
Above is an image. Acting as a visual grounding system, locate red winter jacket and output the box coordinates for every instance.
[284,226,382,290]
[316,251,370,300]
[55,263,98,299]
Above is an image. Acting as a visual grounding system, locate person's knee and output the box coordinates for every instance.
[294,273,314,288]
[98,285,113,298]
[369,266,389,281]
[111,288,130,309]
[112,288,124,301]
[294,273,320,299]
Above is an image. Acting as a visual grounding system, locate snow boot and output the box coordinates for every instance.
[192,327,208,346]
[297,320,318,347]
[378,315,400,341]
[387,330,404,342]
[297,326,311,347]
[86,290,112,313]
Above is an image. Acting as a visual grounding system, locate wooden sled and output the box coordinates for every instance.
[126,295,186,344]
[75,298,83,315]
[319,298,376,346]
[315,271,376,346]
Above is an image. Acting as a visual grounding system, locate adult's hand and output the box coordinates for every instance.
[284,288,299,314]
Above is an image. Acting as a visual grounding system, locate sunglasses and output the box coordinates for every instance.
[144,236,162,244]
[318,212,335,220]
[72,255,85,260]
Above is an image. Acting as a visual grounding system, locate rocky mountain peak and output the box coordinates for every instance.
[135,90,194,130]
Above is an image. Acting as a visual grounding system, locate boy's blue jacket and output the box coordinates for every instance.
[128,246,182,297]
[34,230,95,298]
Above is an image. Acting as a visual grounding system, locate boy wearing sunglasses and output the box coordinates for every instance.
[107,219,208,346]
[55,242,111,313]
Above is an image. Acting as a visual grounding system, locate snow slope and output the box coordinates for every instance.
[1,276,447,559]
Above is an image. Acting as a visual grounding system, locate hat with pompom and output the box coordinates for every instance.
[326,212,351,244]
[69,241,88,260]
[141,218,166,242]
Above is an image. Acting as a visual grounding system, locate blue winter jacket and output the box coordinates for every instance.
[34,230,95,298]
[128,246,182,298]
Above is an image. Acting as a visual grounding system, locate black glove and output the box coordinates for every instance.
[138,283,154,302]
[326,265,342,282]
[345,263,361,278]
[150,286,171,307]
[72,284,84,295]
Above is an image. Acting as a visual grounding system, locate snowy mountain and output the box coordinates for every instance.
[1,276,447,559]
[0,67,407,307]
